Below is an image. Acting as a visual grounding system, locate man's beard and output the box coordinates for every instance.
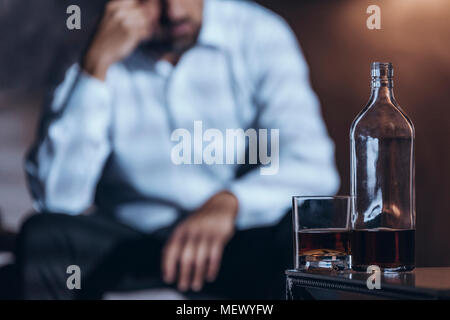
[139,26,200,57]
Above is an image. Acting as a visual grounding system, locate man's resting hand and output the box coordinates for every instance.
[162,191,239,292]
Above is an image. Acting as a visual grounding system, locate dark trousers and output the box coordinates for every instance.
[14,211,292,299]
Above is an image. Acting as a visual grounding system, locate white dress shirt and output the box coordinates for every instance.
[26,0,340,232]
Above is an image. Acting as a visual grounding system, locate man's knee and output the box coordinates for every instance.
[20,212,63,235]
[15,213,75,299]
[17,213,71,255]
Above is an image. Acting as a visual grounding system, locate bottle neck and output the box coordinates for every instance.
[370,80,395,104]
[371,77,394,89]
[369,62,396,105]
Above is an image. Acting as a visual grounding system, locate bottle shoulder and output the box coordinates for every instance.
[351,102,414,139]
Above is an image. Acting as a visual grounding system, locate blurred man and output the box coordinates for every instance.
[17,0,339,299]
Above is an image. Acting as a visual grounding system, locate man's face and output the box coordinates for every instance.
[141,0,204,54]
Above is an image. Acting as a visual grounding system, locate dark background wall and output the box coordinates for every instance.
[0,0,449,266]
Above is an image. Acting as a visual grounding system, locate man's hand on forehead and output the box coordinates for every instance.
[107,0,161,14]
[82,0,160,81]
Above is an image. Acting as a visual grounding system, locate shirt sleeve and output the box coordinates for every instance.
[230,10,340,229]
[25,64,113,214]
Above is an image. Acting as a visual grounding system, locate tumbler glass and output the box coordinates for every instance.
[292,196,351,271]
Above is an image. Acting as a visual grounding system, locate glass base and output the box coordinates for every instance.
[296,254,350,271]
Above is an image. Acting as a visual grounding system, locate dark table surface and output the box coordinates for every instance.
[286,268,450,299]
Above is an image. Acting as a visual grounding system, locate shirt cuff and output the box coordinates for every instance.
[229,179,288,230]
[56,66,112,139]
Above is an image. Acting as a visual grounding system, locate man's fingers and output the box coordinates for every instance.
[161,229,184,284]
[130,12,154,39]
[191,239,209,292]
[106,0,138,14]
[103,0,156,41]
[122,11,149,30]
[206,239,225,282]
[106,1,145,23]
[177,238,196,292]
[105,0,138,21]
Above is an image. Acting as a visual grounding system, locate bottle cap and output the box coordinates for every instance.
[371,62,393,78]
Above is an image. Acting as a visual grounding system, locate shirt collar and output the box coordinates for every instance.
[197,0,227,49]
